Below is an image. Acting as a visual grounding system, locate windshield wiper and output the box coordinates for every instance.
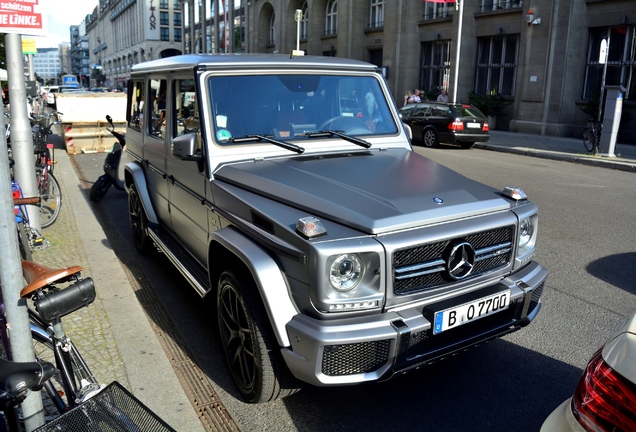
[301,130,372,149]
[230,134,305,154]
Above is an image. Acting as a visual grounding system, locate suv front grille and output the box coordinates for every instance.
[321,340,391,376]
[393,226,514,295]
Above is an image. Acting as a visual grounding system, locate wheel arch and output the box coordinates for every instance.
[208,227,297,348]
[124,162,158,225]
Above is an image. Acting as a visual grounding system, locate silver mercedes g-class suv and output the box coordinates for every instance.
[124,54,548,403]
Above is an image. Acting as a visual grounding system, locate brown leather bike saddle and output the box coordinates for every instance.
[20,260,82,298]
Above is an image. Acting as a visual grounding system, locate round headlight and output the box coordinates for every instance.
[519,217,535,248]
[329,254,363,292]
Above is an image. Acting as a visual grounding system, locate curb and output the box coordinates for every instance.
[473,143,636,173]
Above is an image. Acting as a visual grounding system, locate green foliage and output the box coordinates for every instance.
[467,91,510,117]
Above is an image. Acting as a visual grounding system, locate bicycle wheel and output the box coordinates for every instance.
[582,128,595,152]
[30,321,100,415]
[39,171,62,228]
[17,221,33,261]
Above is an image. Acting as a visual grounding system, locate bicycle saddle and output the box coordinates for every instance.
[0,358,55,409]
[20,260,82,298]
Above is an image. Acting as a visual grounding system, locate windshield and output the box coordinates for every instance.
[207,74,398,144]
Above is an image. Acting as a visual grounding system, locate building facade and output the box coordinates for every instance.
[70,25,91,87]
[86,0,184,90]
[32,48,62,84]
[177,0,634,139]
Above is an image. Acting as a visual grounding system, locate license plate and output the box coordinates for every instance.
[466,122,482,129]
[433,290,511,335]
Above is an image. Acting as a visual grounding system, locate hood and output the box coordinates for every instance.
[213,149,510,234]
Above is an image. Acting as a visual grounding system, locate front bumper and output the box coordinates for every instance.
[282,261,548,386]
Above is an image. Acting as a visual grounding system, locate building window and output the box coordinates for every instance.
[160,12,169,26]
[161,27,170,41]
[325,0,337,36]
[174,12,182,27]
[175,27,182,42]
[474,34,519,97]
[300,2,308,40]
[422,0,453,21]
[174,0,180,9]
[480,0,523,12]
[269,13,275,45]
[420,40,452,96]
[160,0,168,9]
[369,0,384,29]
[583,26,636,102]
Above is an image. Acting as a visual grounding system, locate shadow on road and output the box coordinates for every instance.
[587,252,636,294]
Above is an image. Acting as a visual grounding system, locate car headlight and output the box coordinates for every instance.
[329,254,363,292]
[515,212,539,269]
[518,217,535,248]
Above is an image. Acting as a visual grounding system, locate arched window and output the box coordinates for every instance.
[269,13,276,45]
[325,0,337,36]
[300,1,309,40]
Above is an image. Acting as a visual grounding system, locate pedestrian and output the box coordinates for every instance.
[404,90,412,106]
[437,88,449,103]
[413,89,422,103]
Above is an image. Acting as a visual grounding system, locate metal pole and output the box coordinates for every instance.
[0,83,46,432]
[452,0,464,103]
[6,34,41,232]
[598,29,610,124]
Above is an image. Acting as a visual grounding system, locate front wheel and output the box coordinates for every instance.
[39,172,62,228]
[422,129,439,147]
[128,184,151,254]
[89,176,112,202]
[217,270,300,403]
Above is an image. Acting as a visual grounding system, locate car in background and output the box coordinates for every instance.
[541,310,636,432]
[44,85,81,106]
[399,102,489,149]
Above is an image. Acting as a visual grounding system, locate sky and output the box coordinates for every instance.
[35,0,99,48]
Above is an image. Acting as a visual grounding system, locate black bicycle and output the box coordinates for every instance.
[1,261,176,431]
[582,119,602,153]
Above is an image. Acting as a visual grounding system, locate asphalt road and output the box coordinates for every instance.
[73,145,636,432]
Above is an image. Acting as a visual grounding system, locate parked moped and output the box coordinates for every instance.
[90,115,125,202]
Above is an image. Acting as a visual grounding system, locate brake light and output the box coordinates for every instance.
[482,122,489,131]
[571,351,636,432]
[448,120,464,131]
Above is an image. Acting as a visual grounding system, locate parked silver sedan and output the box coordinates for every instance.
[541,310,636,431]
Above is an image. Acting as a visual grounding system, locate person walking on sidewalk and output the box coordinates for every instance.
[437,89,449,103]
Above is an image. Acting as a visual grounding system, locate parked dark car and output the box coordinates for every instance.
[399,102,489,149]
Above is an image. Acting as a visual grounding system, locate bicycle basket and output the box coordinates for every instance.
[34,381,176,432]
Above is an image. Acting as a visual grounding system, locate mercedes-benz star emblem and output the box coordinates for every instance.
[446,241,476,280]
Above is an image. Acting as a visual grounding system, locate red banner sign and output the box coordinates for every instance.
[0,0,47,36]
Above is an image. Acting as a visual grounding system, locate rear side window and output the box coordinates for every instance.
[128,80,145,133]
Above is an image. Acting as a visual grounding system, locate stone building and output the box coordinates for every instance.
[86,0,184,90]
[178,0,635,139]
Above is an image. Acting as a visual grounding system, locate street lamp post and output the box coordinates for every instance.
[293,9,303,56]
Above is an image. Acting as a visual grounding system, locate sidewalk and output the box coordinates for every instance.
[477,130,636,173]
[32,150,205,431]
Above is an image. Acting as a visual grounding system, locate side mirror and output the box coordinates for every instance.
[172,133,203,162]
[106,114,114,128]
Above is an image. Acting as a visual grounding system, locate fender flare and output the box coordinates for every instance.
[124,162,158,225]
[210,227,297,347]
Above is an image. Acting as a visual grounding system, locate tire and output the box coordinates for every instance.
[128,184,151,254]
[422,128,439,147]
[582,128,595,152]
[17,222,33,261]
[460,142,475,149]
[89,177,112,202]
[217,270,300,403]
[39,172,62,228]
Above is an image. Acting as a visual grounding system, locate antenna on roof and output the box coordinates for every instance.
[291,9,305,58]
